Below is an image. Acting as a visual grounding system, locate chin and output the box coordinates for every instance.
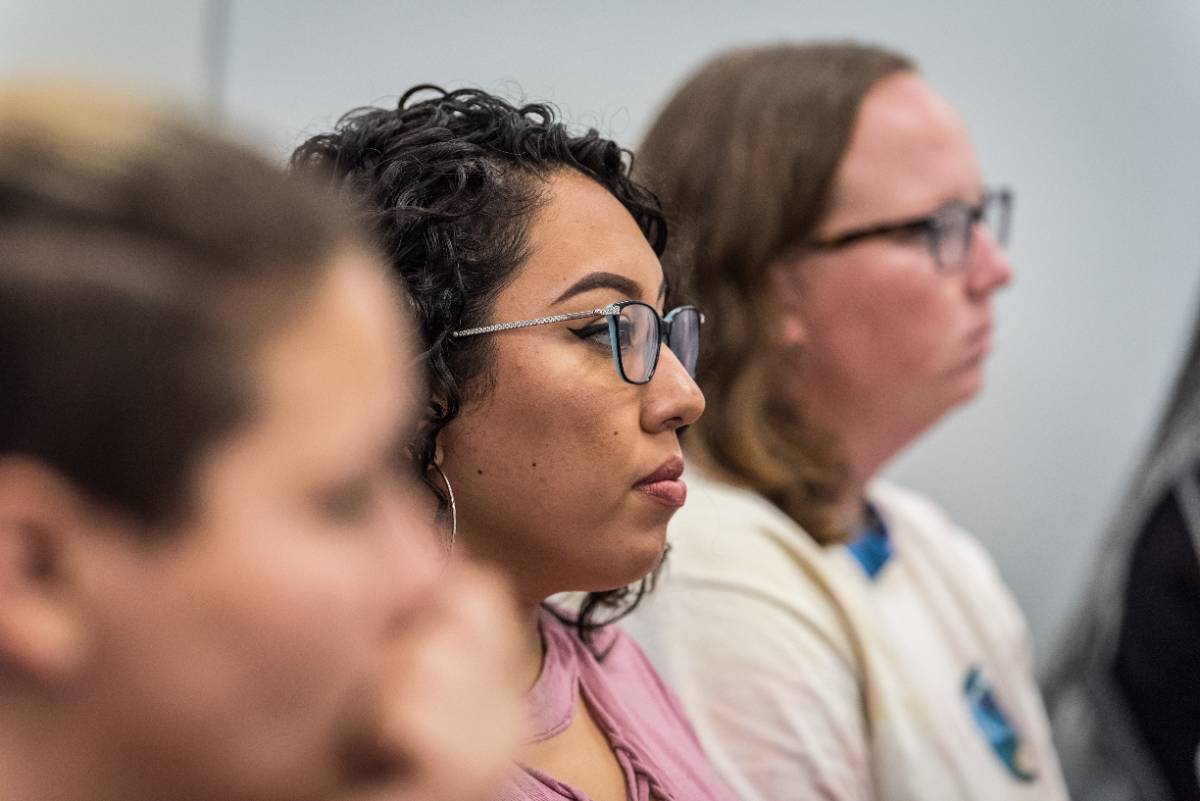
[944,360,987,407]
[589,524,669,592]
[959,365,987,402]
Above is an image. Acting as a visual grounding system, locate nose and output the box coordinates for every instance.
[965,224,1014,298]
[641,346,705,433]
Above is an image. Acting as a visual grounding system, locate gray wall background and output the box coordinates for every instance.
[5,0,1200,667]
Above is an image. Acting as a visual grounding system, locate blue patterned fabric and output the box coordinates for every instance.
[846,503,893,580]
[963,665,1037,782]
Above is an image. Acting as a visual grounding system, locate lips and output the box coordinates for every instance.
[966,322,993,360]
[633,455,687,508]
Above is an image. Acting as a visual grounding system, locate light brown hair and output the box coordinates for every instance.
[0,84,360,525]
[636,42,913,543]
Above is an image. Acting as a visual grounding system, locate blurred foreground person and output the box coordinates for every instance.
[0,84,521,801]
[294,86,736,801]
[1046,304,1200,801]
[623,43,1067,801]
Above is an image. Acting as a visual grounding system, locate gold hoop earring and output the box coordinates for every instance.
[429,462,457,553]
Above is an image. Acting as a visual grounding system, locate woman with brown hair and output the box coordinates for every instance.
[623,43,1067,801]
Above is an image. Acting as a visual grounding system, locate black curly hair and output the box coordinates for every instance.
[291,85,671,647]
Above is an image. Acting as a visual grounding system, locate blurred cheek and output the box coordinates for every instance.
[89,528,379,799]
[853,271,959,374]
[379,475,443,563]
[201,498,389,696]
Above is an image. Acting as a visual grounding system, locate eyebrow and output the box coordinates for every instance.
[551,270,668,306]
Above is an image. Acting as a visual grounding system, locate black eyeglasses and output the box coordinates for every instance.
[451,300,704,385]
[806,188,1012,273]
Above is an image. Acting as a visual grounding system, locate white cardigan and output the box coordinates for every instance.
[622,468,1067,801]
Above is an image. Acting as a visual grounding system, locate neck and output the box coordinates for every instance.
[514,594,550,694]
[803,394,927,534]
[830,427,893,532]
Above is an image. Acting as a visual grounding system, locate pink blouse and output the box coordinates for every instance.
[495,606,739,801]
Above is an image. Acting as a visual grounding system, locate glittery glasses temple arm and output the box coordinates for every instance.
[451,305,619,338]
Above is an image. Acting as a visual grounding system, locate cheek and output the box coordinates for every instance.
[87,532,382,799]
[196,491,385,660]
[185,539,378,721]
[806,262,962,374]
[876,283,963,372]
[448,355,624,496]
[438,337,677,594]
[440,340,644,538]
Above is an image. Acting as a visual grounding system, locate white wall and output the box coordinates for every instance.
[6,0,1200,665]
[0,0,211,105]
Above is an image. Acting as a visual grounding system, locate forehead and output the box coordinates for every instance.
[249,251,416,471]
[499,170,663,314]
[826,73,982,226]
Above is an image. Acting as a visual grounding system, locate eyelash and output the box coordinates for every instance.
[571,322,611,347]
[571,320,637,351]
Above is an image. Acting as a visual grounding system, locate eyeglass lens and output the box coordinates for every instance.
[616,303,660,384]
[933,193,1010,271]
[614,303,702,384]
[666,308,701,378]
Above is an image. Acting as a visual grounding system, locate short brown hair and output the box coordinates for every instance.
[0,84,360,524]
[637,42,913,543]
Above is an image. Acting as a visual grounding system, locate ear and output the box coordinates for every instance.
[0,458,92,682]
[766,256,811,349]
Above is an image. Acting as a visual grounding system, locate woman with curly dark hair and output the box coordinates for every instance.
[293,85,734,801]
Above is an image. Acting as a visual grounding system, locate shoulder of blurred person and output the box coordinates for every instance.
[625,465,1068,801]
[866,480,1032,660]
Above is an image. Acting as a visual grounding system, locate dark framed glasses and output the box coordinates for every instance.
[452,300,704,385]
[806,187,1013,273]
